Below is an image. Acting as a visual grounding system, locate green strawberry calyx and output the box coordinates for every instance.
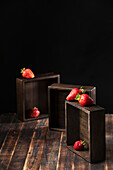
[33,107,38,110]
[80,87,85,94]
[20,68,25,73]
[75,93,80,101]
[81,140,86,146]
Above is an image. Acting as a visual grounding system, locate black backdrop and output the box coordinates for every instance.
[1,1,113,114]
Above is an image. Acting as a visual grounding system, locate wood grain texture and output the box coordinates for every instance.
[56,132,76,170]
[38,130,62,170]
[0,113,16,151]
[49,83,95,91]
[65,103,80,145]
[90,110,105,163]
[0,113,113,169]
[8,121,37,170]
[0,118,23,169]
[23,119,48,170]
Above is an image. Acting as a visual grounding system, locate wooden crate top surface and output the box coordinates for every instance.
[48,83,96,91]
[16,72,60,82]
[66,100,104,114]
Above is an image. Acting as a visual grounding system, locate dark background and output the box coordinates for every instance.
[1,1,113,114]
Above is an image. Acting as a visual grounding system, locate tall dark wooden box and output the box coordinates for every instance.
[48,83,96,131]
[65,100,105,163]
[16,73,60,121]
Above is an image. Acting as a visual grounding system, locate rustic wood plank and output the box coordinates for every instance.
[8,120,38,170]
[0,113,113,169]
[0,117,23,169]
[38,129,62,170]
[56,132,73,170]
[73,153,89,170]
[23,119,48,170]
[0,113,16,151]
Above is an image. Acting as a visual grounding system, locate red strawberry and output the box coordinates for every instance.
[21,68,35,78]
[75,93,94,106]
[66,88,82,101]
[29,107,40,118]
[73,140,86,150]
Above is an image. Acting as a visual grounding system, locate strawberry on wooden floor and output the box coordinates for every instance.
[73,141,86,150]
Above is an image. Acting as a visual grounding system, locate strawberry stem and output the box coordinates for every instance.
[81,140,86,146]
[80,87,85,94]
[34,107,38,109]
[20,68,25,73]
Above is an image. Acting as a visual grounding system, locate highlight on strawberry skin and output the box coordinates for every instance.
[20,68,35,79]
[66,87,85,101]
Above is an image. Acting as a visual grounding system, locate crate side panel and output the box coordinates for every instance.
[80,110,89,146]
[16,79,24,121]
[90,110,105,163]
[66,103,80,145]
[49,90,69,129]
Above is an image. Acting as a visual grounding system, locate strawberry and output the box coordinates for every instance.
[73,140,86,150]
[29,107,40,118]
[75,93,94,106]
[66,87,84,101]
[20,68,35,78]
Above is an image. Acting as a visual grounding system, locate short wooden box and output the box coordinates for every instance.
[48,83,96,131]
[16,73,60,121]
[65,101,105,163]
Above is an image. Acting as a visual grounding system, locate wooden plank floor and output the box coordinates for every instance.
[0,113,113,170]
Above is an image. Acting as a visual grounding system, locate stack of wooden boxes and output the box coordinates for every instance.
[16,72,105,163]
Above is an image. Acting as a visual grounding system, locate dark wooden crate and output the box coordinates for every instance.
[65,100,105,163]
[16,73,60,121]
[48,83,96,131]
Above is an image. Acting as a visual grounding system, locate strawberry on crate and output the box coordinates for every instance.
[66,87,85,101]
[29,107,40,118]
[75,93,94,106]
[73,140,86,150]
[21,68,35,78]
